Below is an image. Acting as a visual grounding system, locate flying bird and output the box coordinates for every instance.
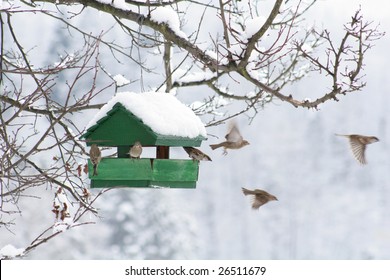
[242,187,278,209]
[335,134,379,164]
[89,144,102,176]
[183,147,212,161]
[210,121,249,155]
[129,141,143,159]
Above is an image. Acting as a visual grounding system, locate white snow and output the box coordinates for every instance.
[0,244,24,259]
[246,91,257,98]
[95,0,131,10]
[244,17,267,39]
[173,70,216,85]
[111,0,129,10]
[113,74,130,87]
[0,0,10,9]
[190,95,231,116]
[150,7,187,38]
[301,42,314,53]
[228,43,245,60]
[53,54,75,69]
[53,220,72,233]
[205,50,229,65]
[246,62,269,84]
[86,91,207,138]
[205,50,219,60]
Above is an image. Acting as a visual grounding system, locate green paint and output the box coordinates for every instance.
[88,158,199,189]
[82,103,205,147]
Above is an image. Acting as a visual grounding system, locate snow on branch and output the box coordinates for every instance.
[150,6,187,39]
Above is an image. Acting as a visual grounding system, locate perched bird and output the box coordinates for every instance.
[129,141,143,159]
[210,121,250,155]
[242,187,278,209]
[89,144,101,176]
[335,134,379,164]
[183,147,212,161]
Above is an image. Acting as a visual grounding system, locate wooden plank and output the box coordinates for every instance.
[152,159,199,181]
[88,158,199,188]
[88,158,152,180]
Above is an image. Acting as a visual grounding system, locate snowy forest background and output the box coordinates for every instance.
[1,0,390,259]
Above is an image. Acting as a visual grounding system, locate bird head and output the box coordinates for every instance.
[242,140,250,147]
[369,136,380,143]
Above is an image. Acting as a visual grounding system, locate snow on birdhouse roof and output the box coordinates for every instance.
[86,91,207,138]
[150,7,187,39]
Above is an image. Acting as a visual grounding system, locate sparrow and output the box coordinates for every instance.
[210,121,250,155]
[129,141,143,159]
[183,146,212,161]
[242,187,278,209]
[89,144,101,176]
[335,134,379,164]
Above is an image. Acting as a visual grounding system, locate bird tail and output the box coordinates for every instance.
[242,187,254,196]
[335,133,348,137]
[209,143,223,150]
[93,164,98,176]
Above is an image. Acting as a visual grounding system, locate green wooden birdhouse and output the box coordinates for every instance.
[81,91,207,189]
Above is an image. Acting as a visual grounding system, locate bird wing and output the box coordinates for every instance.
[251,195,268,209]
[349,138,367,164]
[225,122,243,142]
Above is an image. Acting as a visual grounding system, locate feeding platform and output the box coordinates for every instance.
[82,91,207,189]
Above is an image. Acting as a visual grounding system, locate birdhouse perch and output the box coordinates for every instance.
[81,91,207,189]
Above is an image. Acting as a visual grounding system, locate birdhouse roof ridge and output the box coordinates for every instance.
[85,103,153,134]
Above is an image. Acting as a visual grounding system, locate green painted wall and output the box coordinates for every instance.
[88,158,199,189]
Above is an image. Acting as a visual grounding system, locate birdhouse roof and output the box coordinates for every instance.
[82,91,207,147]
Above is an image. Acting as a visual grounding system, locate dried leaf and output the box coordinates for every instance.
[77,165,82,177]
[83,164,88,174]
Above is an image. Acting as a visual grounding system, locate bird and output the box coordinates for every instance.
[210,121,250,155]
[242,187,278,209]
[335,134,379,164]
[89,144,101,176]
[129,141,143,159]
[183,147,212,161]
